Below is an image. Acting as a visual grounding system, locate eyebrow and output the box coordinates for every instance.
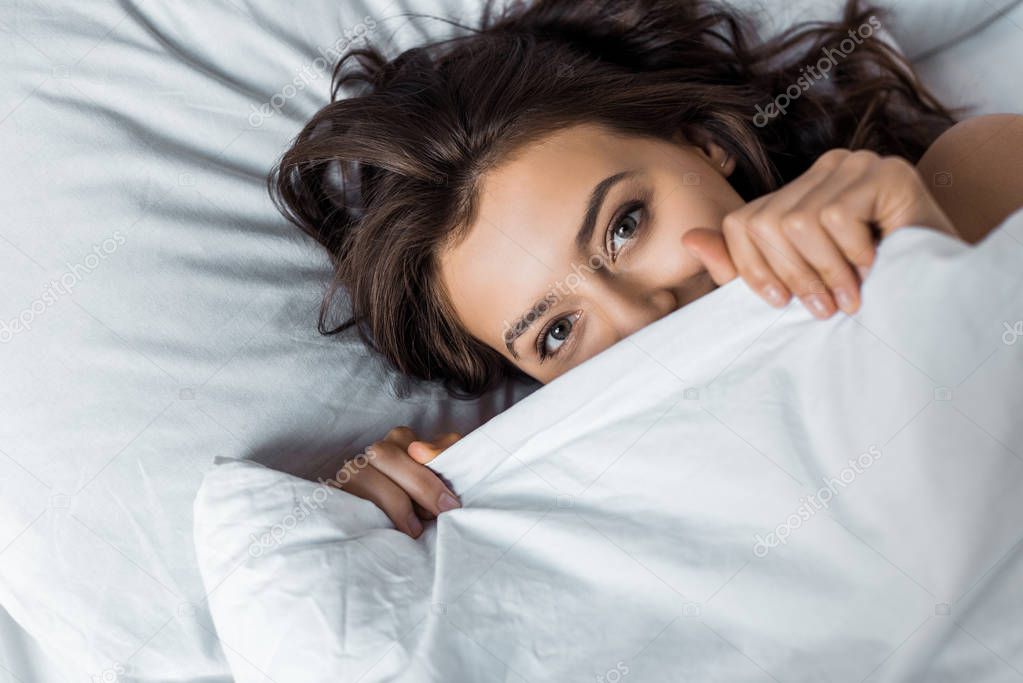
[503,169,638,359]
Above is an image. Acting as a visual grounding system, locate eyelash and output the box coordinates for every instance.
[534,195,649,363]
[536,310,583,363]
[605,199,647,261]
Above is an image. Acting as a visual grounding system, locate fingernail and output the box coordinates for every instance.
[763,284,786,307]
[803,294,832,318]
[406,512,423,537]
[833,288,856,314]
[857,265,871,280]
[437,492,461,513]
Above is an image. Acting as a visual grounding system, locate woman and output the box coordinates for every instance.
[270,0,1023,537]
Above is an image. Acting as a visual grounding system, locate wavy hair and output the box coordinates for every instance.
[270,0,956,397]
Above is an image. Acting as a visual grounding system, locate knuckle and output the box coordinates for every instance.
[746,214,779,240]
[385,426,415,442]
[845,150,878,167]
[817,148,850,169]
[366,440,396,464]
[721,213,746,237]
[382,489,414,519]
[819,203,847,226]
[780,212,815,237]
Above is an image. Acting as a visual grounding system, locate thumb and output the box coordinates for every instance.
[408,432,463,464]
[681,228,738,285]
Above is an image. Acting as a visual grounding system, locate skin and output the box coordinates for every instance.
[441,123,744,384]
[343,114,1023,537]
[916,113,1023,244]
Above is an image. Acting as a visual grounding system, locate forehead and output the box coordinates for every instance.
[439,124,634,346]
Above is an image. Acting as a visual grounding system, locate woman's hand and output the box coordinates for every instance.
[684,149,957,317]
[330,427,462,538]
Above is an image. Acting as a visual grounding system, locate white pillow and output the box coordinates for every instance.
[732,0,1021,59]
[883,0,1022,58]
[0,1,521,680]
[914,1,1023,114]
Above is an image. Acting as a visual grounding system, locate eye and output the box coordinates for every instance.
[537,312,581,360]
[607,204,643,259]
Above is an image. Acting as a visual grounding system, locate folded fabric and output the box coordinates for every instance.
[195,210,1023,683]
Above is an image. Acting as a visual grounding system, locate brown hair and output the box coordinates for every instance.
[270,0,956,398]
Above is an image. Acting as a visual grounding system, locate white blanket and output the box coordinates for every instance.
[195,213,1023,683]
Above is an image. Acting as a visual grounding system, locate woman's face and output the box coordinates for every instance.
[439,123,746,383]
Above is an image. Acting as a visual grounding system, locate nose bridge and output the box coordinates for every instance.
[586,274,663,338]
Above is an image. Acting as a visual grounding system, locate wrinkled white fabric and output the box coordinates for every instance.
[0,1,526,680]
[196,216,1023,683]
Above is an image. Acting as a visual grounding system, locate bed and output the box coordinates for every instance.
[1,0,1021,681]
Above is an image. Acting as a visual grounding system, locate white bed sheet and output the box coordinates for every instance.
[0,2,526,680]
[0,607,76,683]
[195,217,1023,682]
